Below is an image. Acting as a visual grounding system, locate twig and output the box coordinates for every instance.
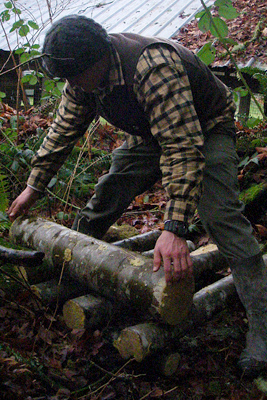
[77,358,135,399]
[139,385,179,400]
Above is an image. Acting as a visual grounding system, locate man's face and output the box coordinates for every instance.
[68,69,97,93]
[67,54,109,93]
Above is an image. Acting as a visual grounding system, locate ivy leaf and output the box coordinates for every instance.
[28,20,39,30]
[197,42,216,65]
[210,17,228,38]
[21,75,31,84]
[1,10,10,22]
[15,47,25,55]
[29,75,38,85]
[19,24,30,37]
[10,19,24,32]
[4,2,12,9]
[20,53,31,63]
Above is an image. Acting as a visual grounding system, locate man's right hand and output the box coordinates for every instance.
[8,186,41,222]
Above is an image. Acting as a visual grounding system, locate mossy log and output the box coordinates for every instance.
[31,278,88,305]
[114,274,236,361]
[0,244,44,266]
[63,294,113,330]
[10,216,195,325]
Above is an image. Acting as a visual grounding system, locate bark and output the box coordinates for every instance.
[113,230,162,252]
[14,261,58,285]
[31,278,88,305]
[189,244,228,282]
[10,216,195,325]
[0,244,44,266]
[63,294,113,330]
[114,274,236,361]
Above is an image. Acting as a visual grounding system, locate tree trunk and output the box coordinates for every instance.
[63,294,113,330]
[10,216,195,326]
[113,274,236,361]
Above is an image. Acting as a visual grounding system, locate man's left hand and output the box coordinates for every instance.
[153,230,193,284]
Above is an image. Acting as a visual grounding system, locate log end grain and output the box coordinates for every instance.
[155,275,195,325]
[113,328,145,362]
[160,352,181,376]
[63,299,86,330]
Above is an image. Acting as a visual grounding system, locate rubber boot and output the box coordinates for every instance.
[231,253,267,377]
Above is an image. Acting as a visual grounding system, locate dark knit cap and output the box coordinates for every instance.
[42,15,110,78]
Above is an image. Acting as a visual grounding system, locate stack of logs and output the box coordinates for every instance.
[7,216,242,375]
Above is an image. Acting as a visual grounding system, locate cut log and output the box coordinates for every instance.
[158,352,181,376]
[143,243,228,291]
[113,230,162,252]
[189,244,228,281]
[0,244,44,266]
[140,351,181,377]
[113,274,236,361]
[63,294,113,330]
[12,261,58,285]
[10,217,195,326]
[31,278,88,305]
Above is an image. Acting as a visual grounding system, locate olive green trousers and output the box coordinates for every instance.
[72,133,260,260]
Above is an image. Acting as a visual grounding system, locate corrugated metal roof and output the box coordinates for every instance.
[0,0,214,51]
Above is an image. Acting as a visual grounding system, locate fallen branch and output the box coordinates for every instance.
[0,244,44,266]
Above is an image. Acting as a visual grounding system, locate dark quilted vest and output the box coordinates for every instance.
[94,33,230,138]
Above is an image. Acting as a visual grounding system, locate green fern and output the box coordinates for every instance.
[0,174,11,231]
[0,174,9,213]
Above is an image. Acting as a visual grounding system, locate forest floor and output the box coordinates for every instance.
[1,0,267,399]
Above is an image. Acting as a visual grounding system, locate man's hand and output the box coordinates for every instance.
[8,186,40,222]
[153,230,193,285]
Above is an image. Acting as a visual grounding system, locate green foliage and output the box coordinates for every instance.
[195,0,239,65]
[0,92,6,102]
[240,66,267,96]
[240,183,264,205]
[0,174,11,232]
[1,0,64,104]
[195,0,266,121]
[0,175,9,212]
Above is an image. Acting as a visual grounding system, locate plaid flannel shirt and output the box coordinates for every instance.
[27,43,236,223]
